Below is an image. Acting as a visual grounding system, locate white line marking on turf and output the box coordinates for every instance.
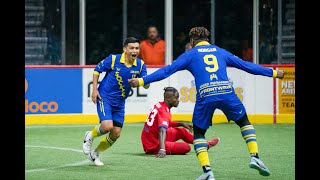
[26,145,90,173]
[25,123,144,128]
[26,145,82,153]
[25,124,95,128]
[25,160,89,173]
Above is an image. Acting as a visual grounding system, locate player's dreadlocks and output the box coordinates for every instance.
[188,27,210,41]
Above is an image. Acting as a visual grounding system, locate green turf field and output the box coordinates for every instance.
[26,123,295,180]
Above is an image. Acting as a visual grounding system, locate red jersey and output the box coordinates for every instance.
[141,102,178,152]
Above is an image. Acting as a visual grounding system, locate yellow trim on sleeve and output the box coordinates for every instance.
[272,70,278,78]
[138,78,144,86]
[111,55,116,70]
[93,71,100,75]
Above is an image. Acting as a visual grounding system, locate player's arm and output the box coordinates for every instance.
[91,55,114,104]
[129,52,193,87]
[139,60,150,89]
[155,110,170,158]
[155,127,167,158]
[170,121,193,132]
[224,49,284,79]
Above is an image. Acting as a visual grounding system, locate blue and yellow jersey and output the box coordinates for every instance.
[141,41,277,103]
[94,52,147,105]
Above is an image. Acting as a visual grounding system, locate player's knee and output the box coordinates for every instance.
[110,129,121,140]
[100,124,113,133]
[193,125,206,139]
[100,120,114,132]
[234,113,251,128]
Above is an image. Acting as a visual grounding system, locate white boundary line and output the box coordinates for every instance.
[26,145,83,153]
[25,123,144,128]
[25,145,90,173]
[25,160,89,173]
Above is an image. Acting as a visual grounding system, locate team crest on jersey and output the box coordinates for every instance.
[210,73,218,80]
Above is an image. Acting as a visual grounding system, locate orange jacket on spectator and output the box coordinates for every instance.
[139,39,165,65]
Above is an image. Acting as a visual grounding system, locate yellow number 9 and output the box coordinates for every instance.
[203,54,219,72]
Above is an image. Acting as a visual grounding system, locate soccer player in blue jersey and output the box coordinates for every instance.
[128,27,284,179]
[82,37,150,166]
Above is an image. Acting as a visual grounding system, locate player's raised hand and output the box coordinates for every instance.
[276,70,285,79]
[155,149,166,158]
[91,89,102,104]
[128,78,140,87]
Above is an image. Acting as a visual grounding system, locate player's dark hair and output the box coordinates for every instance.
[123,37,140,47]
[163,87,178,99]
[163,87,178,94]
[189,27,210,41]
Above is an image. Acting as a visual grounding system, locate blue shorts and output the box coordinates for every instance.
[192,94,246,130]
[96,98,125,125]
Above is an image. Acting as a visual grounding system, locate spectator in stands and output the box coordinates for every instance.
[139,25,165,65]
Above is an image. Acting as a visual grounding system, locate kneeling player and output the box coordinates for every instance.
[141,87,219,158]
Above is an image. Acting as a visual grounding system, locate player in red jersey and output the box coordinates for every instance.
[141,87,219,158]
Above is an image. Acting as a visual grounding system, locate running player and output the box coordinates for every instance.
[82,37,150,166]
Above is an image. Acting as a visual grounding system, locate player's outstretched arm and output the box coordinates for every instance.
[224,49,285,79]
[128,52,192,87]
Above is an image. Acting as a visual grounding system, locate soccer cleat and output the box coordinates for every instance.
[83,131,93,155]
[207,138,220,150]
[249,156,270,176]
[196,171,215,180]
[88,150,104,166]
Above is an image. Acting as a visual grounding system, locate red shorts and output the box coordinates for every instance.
[143,127,193,155]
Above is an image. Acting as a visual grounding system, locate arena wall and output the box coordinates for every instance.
[25,65,295,125]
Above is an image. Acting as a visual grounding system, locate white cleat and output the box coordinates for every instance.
[83,131,93,155]
[196,171,215,180]
[88,150,104,166]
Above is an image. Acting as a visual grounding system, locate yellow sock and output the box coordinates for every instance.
[247,141,258,154]
[91,125,103,138]
[194,138,210,167]
[197,151,210,166]
[96,133,115,152]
